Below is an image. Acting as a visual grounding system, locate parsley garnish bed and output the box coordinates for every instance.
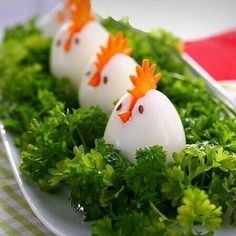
[0,17,235,236]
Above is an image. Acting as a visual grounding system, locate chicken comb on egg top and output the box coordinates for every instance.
[104,59,186,162]
[64,0,94,51]
[88,32,132,87]
[56,0,74,23]
[37,0,76,37]
[118,59,161,122]
[79,32,137,114]
[50,0,108,88]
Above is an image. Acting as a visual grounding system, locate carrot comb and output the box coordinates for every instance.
[118,59,161,123]
[64,0,94,51]
[128,59,161,98]
[56,0,74,23]
[88,32,132,87]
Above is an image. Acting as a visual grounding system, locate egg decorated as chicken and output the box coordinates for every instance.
[37,0,74,37]
[79,32,137,114]
[50,0,108,88]
[104,59,186,162]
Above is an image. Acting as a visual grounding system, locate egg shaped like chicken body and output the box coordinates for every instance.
[104,60,186,162]
[50,0,108,88]
[79,32,137,114]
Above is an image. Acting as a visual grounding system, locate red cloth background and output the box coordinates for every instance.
[185,30,236,81]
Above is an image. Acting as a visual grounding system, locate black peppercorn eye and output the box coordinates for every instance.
[138,105,144,114]
[56,39,61,47]
[75,38,79,44]
[116,103,122,111]
[103,76,108,84]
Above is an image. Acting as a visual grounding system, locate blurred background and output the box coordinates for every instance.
[0,0,236,40]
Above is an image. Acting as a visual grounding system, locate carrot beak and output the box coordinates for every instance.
[88,72,101,87]
[118,111,132,123]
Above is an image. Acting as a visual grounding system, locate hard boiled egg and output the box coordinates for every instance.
[79,33,137,114]
[50,0,108,88]
[37,1,72,38]
[104,60,186,162]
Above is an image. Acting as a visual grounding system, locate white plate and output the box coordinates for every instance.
[1,1,236,235]
[1,123,236,236]
[220,81,236,100]
[0,121,90,236]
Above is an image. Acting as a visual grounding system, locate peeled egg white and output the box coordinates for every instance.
[104,90,186,162]
[79,54,137,114]
[50,21,108,88]
[37,2,67,37]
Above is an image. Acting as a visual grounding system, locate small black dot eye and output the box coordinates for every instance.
[86,71,91,76]
[103,76,108,84]
[138,105,144,114]
[56,39,61,47]
[116,103,122,111]
[75,38,80,44]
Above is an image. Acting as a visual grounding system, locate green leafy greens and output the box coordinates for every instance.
[0,16,235,236]
[20,104,108,185]
[0,20,78,134]
[49,141,225,235]
[102,17,236,153]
